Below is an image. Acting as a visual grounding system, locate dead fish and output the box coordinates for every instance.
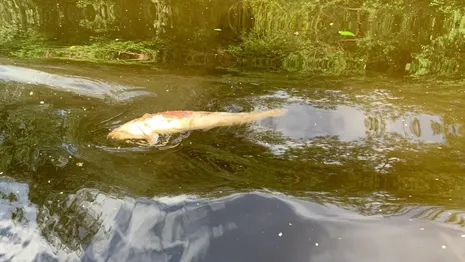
[107,108,287,146]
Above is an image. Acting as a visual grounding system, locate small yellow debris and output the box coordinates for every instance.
[76,162,84,167]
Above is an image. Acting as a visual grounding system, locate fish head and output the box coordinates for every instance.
[107,120,148,140]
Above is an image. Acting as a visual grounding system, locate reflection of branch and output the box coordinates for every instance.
[376,155,393,174]
[346,7,361,11]
[228,0,245,36]
[313,5,323,41]
[410,118,421,137]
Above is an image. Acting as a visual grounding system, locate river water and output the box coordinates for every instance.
[0,58,465,261]
[1,0,465,260]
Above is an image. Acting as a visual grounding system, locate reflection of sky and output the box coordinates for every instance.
[0,65,150,101]
[2,177,465,261]
[258,103,367,141]
[388,113,459,143]
[0,179,36,223]
[254,103,460,144]
[0,179,77,261]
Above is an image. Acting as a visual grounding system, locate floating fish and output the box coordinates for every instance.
[107,108,287,146]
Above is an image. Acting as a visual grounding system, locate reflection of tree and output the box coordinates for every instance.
[38,189,102,254]
[409,118,421,137]
[1,0,465,75]
[245,85,465,205]
[364,115,386,136]
[0,82,102,192]
[260,132,465,206]
[431,120,443,136]
[0,104,62,174]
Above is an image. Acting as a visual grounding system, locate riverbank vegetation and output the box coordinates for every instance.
[1,0,465,76]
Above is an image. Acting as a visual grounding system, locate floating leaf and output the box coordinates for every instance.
[338,31,355,36]
[214,28,222,32]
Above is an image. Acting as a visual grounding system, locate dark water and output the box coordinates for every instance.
[1,59,465,261]
[2,0,465,261]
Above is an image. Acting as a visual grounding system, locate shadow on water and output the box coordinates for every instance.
[1,61,465,261]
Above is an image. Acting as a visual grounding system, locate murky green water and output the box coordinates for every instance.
[2,59,464,204]
[1,59,465,261]
[1,59,465,205]
[1,0,465,261]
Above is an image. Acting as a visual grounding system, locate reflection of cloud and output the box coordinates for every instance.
[0,179,35,223]
[2,177,465,261]
[256,103,367,141]
[45,188,465,262]
[387,114,459,143]
[0,65,151,101]
[249,90,461,155]
[38,189,238,262]
[0,177,78,261]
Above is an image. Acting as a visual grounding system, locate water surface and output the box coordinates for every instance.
[1,59,465,261]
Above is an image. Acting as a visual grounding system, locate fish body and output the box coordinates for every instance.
[107,108,287,146]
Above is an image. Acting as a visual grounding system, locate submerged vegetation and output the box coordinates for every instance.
[1,0,465,76]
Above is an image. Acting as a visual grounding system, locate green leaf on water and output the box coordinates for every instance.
[338,31,355,36]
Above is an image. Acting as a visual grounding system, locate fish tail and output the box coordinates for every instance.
[254,108,288,118]
[236,108,287,121]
